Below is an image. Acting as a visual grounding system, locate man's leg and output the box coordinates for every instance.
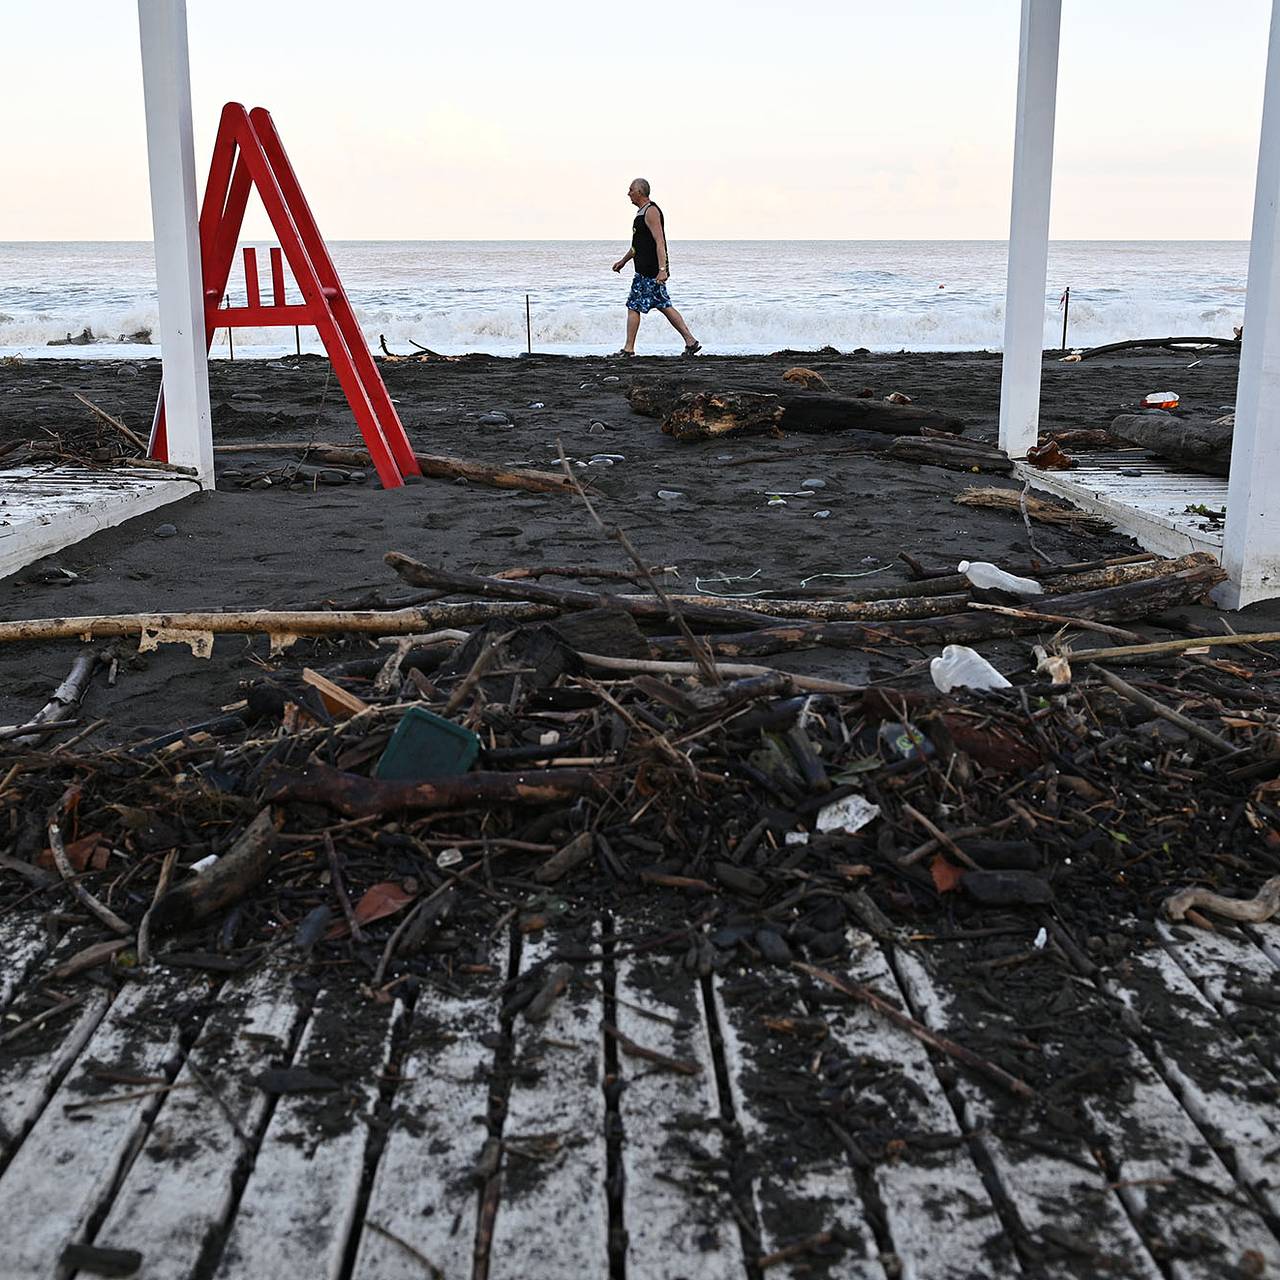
[657,306,696,346]
[622,309,641,352]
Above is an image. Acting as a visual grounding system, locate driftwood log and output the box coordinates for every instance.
[150,807,279,932]
[1076,335,1241,360]
[212,442,574,495]
[384,553,782,629]
[628,379,965,439]
[264,762,609,818]
[886,437,1013,474]
[662,392,785,441]
[648,563,1226,659]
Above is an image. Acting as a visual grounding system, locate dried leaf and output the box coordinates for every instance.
[326,880,415,939]
[930,854,964,895]
[37,830,108,873]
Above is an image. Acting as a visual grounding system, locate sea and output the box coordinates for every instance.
[0,240,1251,360]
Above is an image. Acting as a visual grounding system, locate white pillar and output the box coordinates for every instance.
[137,0,213,483]
[998,0,1062,460]
[1220,1,1280,609]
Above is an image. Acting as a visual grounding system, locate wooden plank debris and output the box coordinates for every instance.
[0,916,48,1011]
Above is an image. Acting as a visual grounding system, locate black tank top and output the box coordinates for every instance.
[631,203,663,277]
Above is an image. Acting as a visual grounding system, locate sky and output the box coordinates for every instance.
[0,0,1272,241]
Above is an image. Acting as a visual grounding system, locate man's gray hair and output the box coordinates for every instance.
[631,178,651,197]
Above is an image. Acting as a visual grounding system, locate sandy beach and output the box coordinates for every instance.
[0,345,1263,739]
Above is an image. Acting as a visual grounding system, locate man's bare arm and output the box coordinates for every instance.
[612,247,635,273]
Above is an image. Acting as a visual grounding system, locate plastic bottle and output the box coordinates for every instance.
[930,644,1012,694]
[1141,391,1179,410]
[957,560,1043,596]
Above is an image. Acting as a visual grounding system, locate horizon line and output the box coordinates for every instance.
[0,236,1255,246]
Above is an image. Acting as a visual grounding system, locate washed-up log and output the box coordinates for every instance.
[954,486,1114,532]
[1109,414,1232,476]
[384,552,782,628]
[212,442,574,495]
[263,762,609,818]
[1075,334,1240,360]
[150,808,279,932]
[629,379,965,437]
[618,591,971,622]
[10,652,99,746]
[0,602,558,647]
[661,391,786,441]
[648,563,1226,659]
[886,437,1013,474]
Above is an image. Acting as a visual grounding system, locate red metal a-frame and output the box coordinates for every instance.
[150,103,420,489]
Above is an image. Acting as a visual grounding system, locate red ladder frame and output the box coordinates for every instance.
[150,103,420,489]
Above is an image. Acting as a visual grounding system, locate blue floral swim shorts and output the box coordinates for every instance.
[626,274,673,314]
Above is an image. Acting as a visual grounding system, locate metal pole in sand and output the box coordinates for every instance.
[137,0,214,483]
[997,0,1062,460]
[1221,0,1280,608]
[526,294,532,354]
[1060,286,1070,350]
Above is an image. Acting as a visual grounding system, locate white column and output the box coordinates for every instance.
[1220,1,1280,609]
[998,0,1062,460]
[137,0,213,483]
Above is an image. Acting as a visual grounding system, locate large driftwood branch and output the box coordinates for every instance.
[1075,335,1241,360]
[11,652,99,746]
[649,563,1226,659]
[0,602,557,647]
[263,762,609,818]
[384,553,780,629]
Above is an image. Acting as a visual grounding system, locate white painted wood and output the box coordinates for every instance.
[1248,920,1280,970]
[487,930,609,1280]
[91,965,309,1280]
[136,0,214,482]
[1108,945,1280,1221]
[350,964,498,1280]
[710,968,884,1278]
[0,915,49,1011]
[1221,1,1280,607]
[0,976,183,1280]
[214,990,398,1280]
[1016,455,1227,560]
[614,954,742,1280]
[0,991,109,1164]
[1160,917,1280,1079]
[891,948,1164,1279]
[820,933,1014,1278]
[0,465,198,583]
[998,0,1063,460]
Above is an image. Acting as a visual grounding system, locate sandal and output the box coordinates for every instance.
[613,348,636,358]
[682,341,702,357]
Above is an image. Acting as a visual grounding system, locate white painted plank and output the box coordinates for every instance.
[0,915,49,1011]
[0,975,185,1280]
[1248,920,1280,970]
[0,990,110,1164]
[817,933,1013,1279]
[614,953,742,1279]
[213,989,398,1280]
[711,966,884,1278]
[1107,945,1280,1222]
[486,929,608,1280]
[91,964,309,1280]
[1159,919,1280,1080]
[0,465,198,582]
[892,948,1164,1280]
[350,961,500,1280]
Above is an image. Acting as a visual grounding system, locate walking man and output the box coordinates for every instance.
[612,179,701,357]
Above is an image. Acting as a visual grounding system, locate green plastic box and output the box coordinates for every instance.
[374,707,481,782]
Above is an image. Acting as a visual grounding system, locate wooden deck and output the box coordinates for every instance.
[0,464,204,582]
[1015,452,1227,561]
[3,912,1279,1280]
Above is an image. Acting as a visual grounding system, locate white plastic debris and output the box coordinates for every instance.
[437,848,464,869]
[538,730,561,746]
[1033,927,1048,949]
[1141,390,1179,410]
[930,644,1012,694]
[784,831,810,846]
[957,560,1044,596]
[815,793,881,835]
[190,854,219,874]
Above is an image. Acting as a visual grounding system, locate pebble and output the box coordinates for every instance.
[801,477,826,488]
[588,421,608,434]
[768,497,787,506]
[601,375,620,383]
[1120,468,1143,477]
[656,489,684,500]
[154,523,178,538]
[813,509,832,519]
[232,391,264,402]
[477,410,512,426]
[116,363,140,378]
[527,401,545,409]
[591,453,626,463]
[587,457,614,467]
